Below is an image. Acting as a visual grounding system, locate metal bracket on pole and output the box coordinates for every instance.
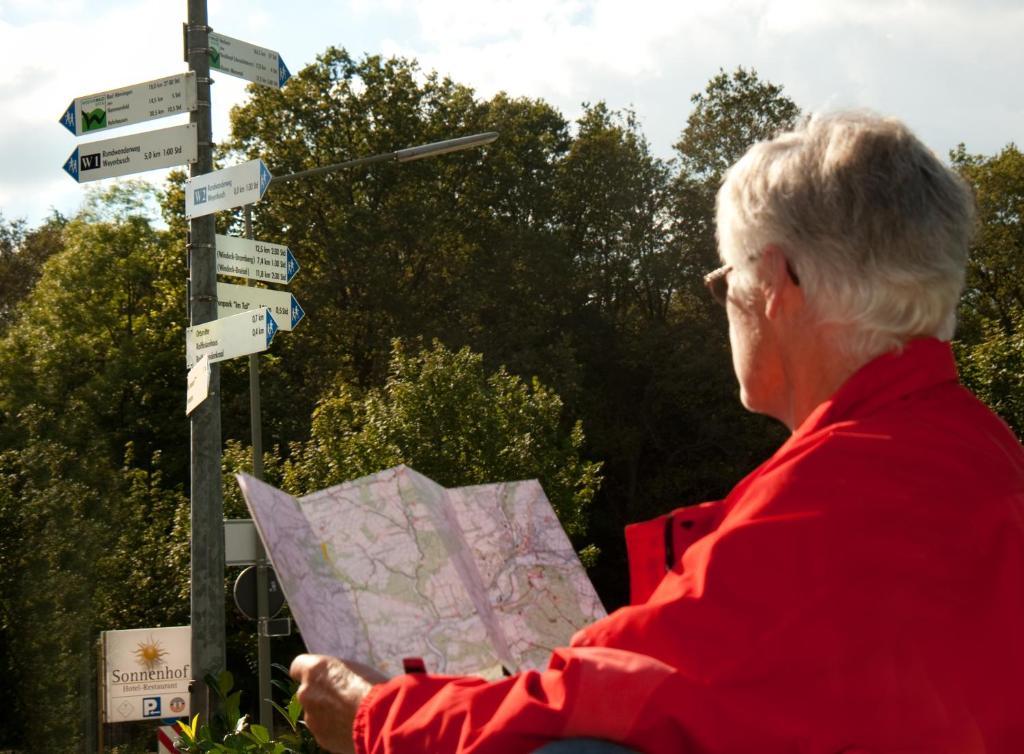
[183,22,214,62]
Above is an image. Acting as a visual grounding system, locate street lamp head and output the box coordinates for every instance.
[395,132,499,163]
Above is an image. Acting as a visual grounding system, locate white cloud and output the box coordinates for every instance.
[2,0,1022,226]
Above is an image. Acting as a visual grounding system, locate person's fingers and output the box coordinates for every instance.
[290,652,326,682]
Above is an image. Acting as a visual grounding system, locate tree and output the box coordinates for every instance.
[0,184,192,753]
[0,182,188,480]
[556,103,674,322]
[951,144,1024,340]
[0,210,66,336]
[276,339,602,546]
[674,66,801,184]
[215,50,581,452]
[950,144,1024,437]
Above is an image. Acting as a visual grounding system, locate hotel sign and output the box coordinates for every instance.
[102,625,191,723]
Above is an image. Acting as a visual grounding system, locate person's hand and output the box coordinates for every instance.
[290,654,388,754]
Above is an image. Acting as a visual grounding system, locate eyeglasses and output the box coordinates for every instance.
[703,264,733,306]
[702,260,800,307]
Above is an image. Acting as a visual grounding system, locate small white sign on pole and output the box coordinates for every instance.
[60,72,197,137]
[62,123,197,183]
[209,31,291,89]
[184,159,272,219]
[216,281,305,331]
[186,307,278,367]
[215,234,299,284]
[102,626,191,723]
[185,353,211,415]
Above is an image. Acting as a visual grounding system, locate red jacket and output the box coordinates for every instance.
[354,339,1024,753]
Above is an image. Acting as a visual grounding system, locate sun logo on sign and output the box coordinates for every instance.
[133,637,168,670]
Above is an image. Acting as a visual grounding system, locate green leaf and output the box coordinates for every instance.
[218,670,236,697]
[268,700,298,732]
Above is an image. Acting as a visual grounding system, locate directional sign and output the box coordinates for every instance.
[186,307,278,367]
[186,353,211,415]
[60,73,197,137]
[63,123,197,183]
[209,31,291,89]
[215,234,299,284]
[216,282,304,331]
[185,159,272,219]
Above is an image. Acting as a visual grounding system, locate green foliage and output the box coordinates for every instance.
[949,144,1024,438]
[956,311,1024,437]
[952,143,1024,339]
[0,184,191,752]
[674,66,801,183]
[280,339,602,541]
[0,181,188,479]
[175,668,324,754]
[0,210,66,337]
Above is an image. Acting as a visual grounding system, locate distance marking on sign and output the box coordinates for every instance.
[62,123,197,183]
[60,73,197,137]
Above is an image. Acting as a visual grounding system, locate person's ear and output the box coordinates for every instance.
[760,244,801,319]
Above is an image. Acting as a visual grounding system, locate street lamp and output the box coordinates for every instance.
[269,131,499,185]
[242,130,498,730]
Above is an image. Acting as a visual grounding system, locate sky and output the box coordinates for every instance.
[1,0,1022,228]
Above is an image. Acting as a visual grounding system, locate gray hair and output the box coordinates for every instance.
[715,110,975,362]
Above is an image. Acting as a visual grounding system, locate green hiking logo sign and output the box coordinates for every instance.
[81,108,107,132]
[210,45,221,69]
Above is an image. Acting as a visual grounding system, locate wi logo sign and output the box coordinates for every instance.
[80,153,102,171]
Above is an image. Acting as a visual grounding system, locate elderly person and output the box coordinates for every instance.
[291,111,1024,753]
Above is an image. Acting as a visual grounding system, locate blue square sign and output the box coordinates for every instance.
[142,696,162,718]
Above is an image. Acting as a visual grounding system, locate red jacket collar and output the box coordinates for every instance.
[792,337,959,440]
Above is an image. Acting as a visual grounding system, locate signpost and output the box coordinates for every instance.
[101,626,191,723]
[186,354,211,416]
[216,281,304,331]
[209,31,291,89]
[62,123,197,183]
[60,73,197,137]
[185,159,272,219]
[215,234,299,284]
[186,307,278,367]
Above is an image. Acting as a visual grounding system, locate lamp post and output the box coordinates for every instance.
[269,131,499,185]
[245,130,499,730]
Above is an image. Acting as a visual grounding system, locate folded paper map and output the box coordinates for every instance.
[236,466,606,677]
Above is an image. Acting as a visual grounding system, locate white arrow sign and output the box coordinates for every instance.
[209,31,291,89]
[186,307,278,367]
[185,159,272,219]
[186,353,211,415]
[216,282,305,331]
[63,123,197,183]
[60,73,197,137]
[215,234,299,284]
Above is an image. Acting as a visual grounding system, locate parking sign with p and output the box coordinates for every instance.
[142,697,162,718]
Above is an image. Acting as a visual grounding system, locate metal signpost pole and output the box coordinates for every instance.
[186,0,226,723]
[245,204,274,730]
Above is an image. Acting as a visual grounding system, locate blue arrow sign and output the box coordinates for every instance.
[60,102,76,135]
[290,296,305,329]
[63,147,79,181]
[278,58,291,88]
[286,248,300,284]
[259,160,272,198]
[266,311,279,344]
